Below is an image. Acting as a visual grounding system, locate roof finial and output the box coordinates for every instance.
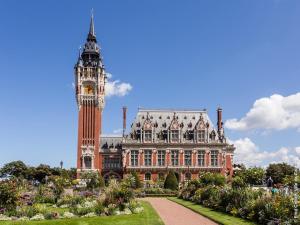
[89,8,95,37]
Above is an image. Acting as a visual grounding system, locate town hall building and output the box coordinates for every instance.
[74,15,235,182]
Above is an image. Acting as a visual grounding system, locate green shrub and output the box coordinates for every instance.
[179,181,295,225]
[128,199,139,211]
[81,172,104,190]
[199,172,225,187]
[70,205,95,216]
[34,186,55,204]
[164,171,178,190]
[0,181,18,211]
[232,176,247,189]
[15,206,36,218]
[199,185,221,209]
[44,212,59,220]
[106,203,117,215]
[57,195,84,207]
[131,171,142,189]
[94,200,105,215]
[178,180,200,200]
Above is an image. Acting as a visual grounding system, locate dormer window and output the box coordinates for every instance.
[144,130,152,142]
[210,131,216,141]
[171,130,179,142]
[198,130,205,142]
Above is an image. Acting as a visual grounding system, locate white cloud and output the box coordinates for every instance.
[105,73,132,97]
[113,128,123,134]
[105,72,113,79]
[229,138,300,168]
[225,92,300,131]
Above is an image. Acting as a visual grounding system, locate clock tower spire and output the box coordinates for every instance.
[75,13,106,175]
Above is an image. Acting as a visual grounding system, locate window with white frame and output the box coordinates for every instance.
[84,156,92,169]
[211,150,218,167]
[144,150,152,166]
[184,150,192,166]
[157,150,165,166]
[198,130,205,142]
[144,130,152,142]
[171,150,179,166]
[197,150,205,167]
[131,150,139,166]
[103,155,121,169]
[171,130,179,142]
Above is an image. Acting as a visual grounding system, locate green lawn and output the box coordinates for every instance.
[168,197,257,225]
[0,202,164,225]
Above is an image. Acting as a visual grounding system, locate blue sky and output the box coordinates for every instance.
[0,0,300,168]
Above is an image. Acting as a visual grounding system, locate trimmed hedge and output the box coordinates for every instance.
[164,171,178,190]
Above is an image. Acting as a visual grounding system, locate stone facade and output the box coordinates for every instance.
[75,15,235,182]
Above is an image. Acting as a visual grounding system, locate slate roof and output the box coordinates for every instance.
[100,135,122,152]
[131,108,216,133]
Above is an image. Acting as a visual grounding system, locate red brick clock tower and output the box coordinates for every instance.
[74,14,106,175]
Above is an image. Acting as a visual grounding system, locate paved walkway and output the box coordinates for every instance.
[144,198,218,225]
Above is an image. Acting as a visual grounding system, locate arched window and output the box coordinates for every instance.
[185,172,191,181]
[158,173,165,181]
[210,130,216,141]
[145,172,151,181]
[84,156,92,169]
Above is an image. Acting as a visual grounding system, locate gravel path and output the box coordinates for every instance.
[144,198,218,225]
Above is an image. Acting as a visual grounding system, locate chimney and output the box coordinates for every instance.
[217,107,222,132]
[123,106,127,137]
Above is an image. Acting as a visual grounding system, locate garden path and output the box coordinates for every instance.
[144,198,218,225]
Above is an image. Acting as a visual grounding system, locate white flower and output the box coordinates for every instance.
[123,208,132,215]
[81,212,97,218]
[63,212,75,218]
[0,214,12,221]
[133,207,144,214]
[18,217,29,221]
[30,214,45,221]
[114,210,121,215]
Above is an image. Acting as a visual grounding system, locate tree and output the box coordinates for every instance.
[0,161,28,179]
[266,163,295,184]
[81,172,105,190]
[235,167,265,186]
[131,171,142,189]
[33,164,52,183]
[164,171,178,190]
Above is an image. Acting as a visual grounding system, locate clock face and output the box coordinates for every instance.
[84,85,94,94]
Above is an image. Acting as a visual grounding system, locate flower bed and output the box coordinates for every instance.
[178,178,297,225]
[0,178,144,222]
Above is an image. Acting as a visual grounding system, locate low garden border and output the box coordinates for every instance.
[168,197,257,225]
